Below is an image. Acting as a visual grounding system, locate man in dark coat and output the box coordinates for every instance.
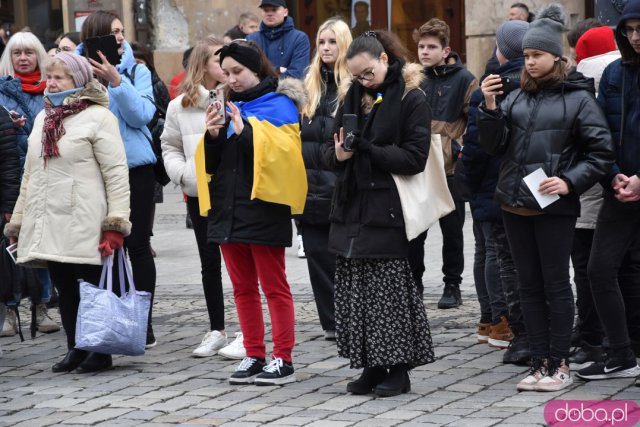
[247,0,310,79]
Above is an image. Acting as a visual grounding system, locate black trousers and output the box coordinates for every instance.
[588,197,640,349]
[49,262,102,350]
[186,196,225,331]
[503,211,575,359]
[408,179,466,296]
[125,165,157,327]
[301,223,336,331]
[492,221,526,336]
[571,228,604,346]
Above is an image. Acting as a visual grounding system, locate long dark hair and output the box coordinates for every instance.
[80,10,119,42]
[346,30,413,63]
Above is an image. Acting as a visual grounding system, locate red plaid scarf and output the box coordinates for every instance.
[41,99,91,161]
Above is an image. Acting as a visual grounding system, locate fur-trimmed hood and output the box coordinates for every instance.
[276,77,308,112]
[65,79,110,108]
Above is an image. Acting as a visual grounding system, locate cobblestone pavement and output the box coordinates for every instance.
[0,187,638,427]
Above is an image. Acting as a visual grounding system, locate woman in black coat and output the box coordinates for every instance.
[300,18,352,340]
[478,9,614,392]
[324,31,434,397]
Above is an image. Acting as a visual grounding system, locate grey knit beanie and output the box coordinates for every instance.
[496,20,529,60]
[54,52,93,88]
[522,3,566,57]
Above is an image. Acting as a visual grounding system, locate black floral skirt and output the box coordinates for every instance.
[335,256,435,369]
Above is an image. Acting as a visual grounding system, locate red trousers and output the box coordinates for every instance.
[220,243,295,362]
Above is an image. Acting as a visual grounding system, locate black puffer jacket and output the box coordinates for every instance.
[204,77,306,247]
[300,66,338,225]
[0,108,19,215]
[478,71,615,216]
[323,63,431,259]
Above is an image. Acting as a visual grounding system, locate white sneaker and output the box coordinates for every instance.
[1,309,17,337]
[218,332,246,359]
[297,235,305,258]
[192,330,228,358]
[35,304,60,333]
[535,359,573,392]
[517,357,546,391]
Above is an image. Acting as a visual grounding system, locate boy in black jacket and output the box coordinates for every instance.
[409,18,477,308]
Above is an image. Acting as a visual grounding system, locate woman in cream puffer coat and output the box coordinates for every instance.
[4,52,130,374]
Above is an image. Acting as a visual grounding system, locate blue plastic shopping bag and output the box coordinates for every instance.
[75,250,151,356]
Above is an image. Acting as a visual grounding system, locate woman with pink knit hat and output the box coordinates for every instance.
[4,52,131,373]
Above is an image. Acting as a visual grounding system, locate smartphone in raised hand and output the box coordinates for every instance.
[209,87,226,125]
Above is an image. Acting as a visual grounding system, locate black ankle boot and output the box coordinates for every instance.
[374,364,411,397]
[52,349,88,373]
[346,367,387,394]
[75,352,112,373]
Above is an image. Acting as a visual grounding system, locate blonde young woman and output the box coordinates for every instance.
[300,18,351,340]
[161,36,241,358]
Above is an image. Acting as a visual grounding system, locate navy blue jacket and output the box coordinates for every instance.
[463,58,523,223]
[597,15,640,191]
[0,77,43,172]
[247,17,310,79]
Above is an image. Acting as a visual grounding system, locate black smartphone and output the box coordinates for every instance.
[85,35,121,65]
[500,76,511,86]
[342,114,358,152]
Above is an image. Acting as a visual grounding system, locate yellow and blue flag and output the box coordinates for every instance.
[195,91,307,216]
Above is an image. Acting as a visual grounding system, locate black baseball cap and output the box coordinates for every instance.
[259,0,287,8]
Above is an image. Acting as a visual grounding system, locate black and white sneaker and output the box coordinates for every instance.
[254,357,296,385]
[229,357,265,385]
[576,348,640,380]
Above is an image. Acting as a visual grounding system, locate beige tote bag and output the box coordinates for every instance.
[392,133,455,240]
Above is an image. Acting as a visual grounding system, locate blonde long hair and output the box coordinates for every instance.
[303,18,352,118]
[180,35,224,109]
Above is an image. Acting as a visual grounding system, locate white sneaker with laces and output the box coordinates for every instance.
[192,330,228,358]
[535,359,573,392]
[218,332,246,359]
[1,309,17,337]
[517,358,546,391]
[35,304,60,333]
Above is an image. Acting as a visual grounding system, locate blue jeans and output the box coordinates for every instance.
[5,268,52,307]
[473,220,507,324]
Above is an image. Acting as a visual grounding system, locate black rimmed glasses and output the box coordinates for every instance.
[621,25,640,38]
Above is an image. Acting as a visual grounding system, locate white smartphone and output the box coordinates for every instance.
[209,87,225,125]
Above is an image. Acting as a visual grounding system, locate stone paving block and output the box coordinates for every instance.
[327,412,373,422]
[145,395,210,412]
[351,419,401,427]
[186,387,238,398]
[411,413,462,425]
[32,397,91,409]
[108,397,166,409]
[215,422,263,427]
[311,395,373,411]
[445,383,486,393]
[446,418,503,427]
[235,412,285,423]
[0,407,56,425]
[265,416,316,425]
[121,410,166,420]
[61,408,135,425]
[375,410,423,421]
[305,420,354,427]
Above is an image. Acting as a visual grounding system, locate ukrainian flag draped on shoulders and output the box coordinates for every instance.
[195,85,307,216]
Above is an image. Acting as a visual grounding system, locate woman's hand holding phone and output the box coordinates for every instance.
[206,105,224,138]
[88,50,122,87]
[334,127,354,162]
[481,74,503,111]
